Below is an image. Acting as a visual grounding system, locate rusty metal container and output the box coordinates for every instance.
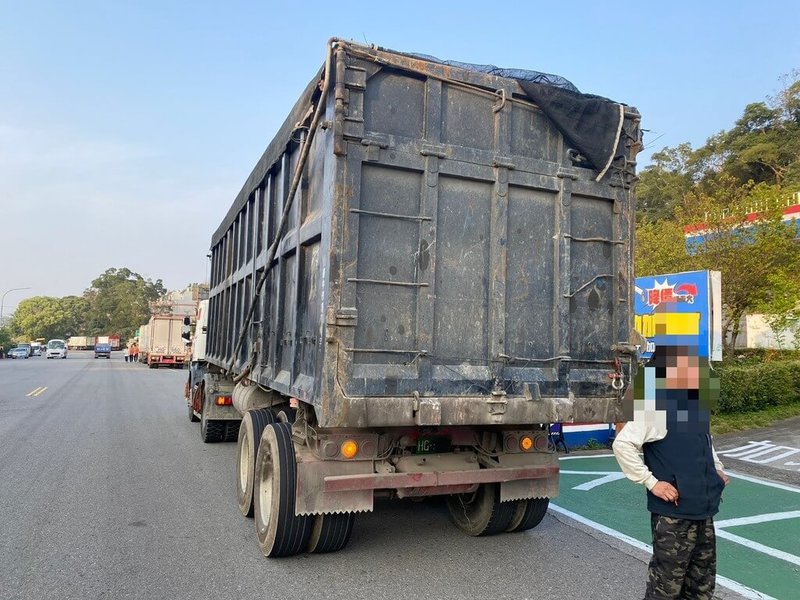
[206,40,641,429]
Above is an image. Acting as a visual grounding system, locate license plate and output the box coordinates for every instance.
[415,435,450,454]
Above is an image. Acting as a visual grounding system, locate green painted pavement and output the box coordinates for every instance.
[552,455,800,600]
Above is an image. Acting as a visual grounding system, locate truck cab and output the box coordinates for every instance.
[94,343,112,359]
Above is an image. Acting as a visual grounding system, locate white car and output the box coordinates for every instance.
[46,339,68,359]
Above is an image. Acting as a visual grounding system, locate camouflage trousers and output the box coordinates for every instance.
[645,514,716,600]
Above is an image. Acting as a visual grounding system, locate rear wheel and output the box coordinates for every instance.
[275,407,297,424]
[237,409,275,517]
[446,483,515,536]
[307,512,355,553]
[224,420,241,442]
[254,422,312,557]
[506,497,549,533]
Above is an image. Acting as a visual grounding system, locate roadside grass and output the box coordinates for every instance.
[711,402,800,435]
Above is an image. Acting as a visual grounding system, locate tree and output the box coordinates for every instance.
[7,295,88,341]
[697,73,800,188]
[84,268,166,339]
[0,327,12,351]
[636,143,697,223]
[668,180,800,352]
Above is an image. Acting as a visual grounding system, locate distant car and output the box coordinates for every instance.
[32,347,42,356]
[94,343,112,359]
[17,343,32,357]
[46,339,68,359]
[9,347,28,359]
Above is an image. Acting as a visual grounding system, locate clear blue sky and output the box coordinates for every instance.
[1,0,798,313]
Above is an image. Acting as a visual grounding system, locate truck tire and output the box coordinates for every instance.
[307,512,354,554]
[275,407,297,424]
[224,420,241,442]
[506,497,549,533]
[446,483,515,536]
[187,377,200,423]
[200,391,225,443]
[254,422,312,557]
[237,409,275,518]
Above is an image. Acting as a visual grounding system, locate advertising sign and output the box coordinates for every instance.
[634,270,722,361]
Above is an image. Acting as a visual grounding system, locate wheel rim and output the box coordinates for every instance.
[257,442,274,536]
[238,428,250,496]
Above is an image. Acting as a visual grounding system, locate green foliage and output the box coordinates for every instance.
[6,267,167,343]
[0,327,12,350]
[8,295,89,341]
[84,268,166,340]
[716,361,800,413]
[636,143,696,223]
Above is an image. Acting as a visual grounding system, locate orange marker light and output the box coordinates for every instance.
[341,440,359,459]
[520,436,534,451]
[215,395,232,406]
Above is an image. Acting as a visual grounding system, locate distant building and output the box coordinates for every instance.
[684,194,800,255]
[151,284,209,317]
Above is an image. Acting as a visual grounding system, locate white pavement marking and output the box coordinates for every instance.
[719,441,800,466]
[548,504,779,600]
[719,441,775,458]
[715,510,800,528]
[727,471,800,493]
[567,472,627,491]
[715,530,800,567]
[559,453,616,460]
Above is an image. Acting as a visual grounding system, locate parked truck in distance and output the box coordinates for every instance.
[142,315,188,369]
[197,39,641,558]
[67,336,95,350]
[184,300,239,439]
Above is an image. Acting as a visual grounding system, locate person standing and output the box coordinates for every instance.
[613,345,729,600]
[131,342,139,363]
[123,346,129,362]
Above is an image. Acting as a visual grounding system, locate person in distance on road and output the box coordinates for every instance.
[613,344,729,600]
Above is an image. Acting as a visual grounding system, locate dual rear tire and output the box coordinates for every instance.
[243,418,355,557]
[445,484,549,536]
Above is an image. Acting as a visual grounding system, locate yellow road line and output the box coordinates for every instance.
[26,386,48,397]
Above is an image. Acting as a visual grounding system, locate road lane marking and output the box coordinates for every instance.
[715,510,800,528]
[715,530,800,567]
[560,470,627,490]
[26,387,47,397]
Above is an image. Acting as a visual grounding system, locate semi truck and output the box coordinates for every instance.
[197,39,641,558]
[67,336,95,350]
[142,315,188,368]
[183,300,237,439]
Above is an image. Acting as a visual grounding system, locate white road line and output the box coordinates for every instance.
[570,473,627,491]
[716,529,800,567]
[561,470,620,475]
[558,454,800,493]
[559,453,615,460]
[26,386,45,397]
[548,504,779,600]
[716,510,800,528]
[728,471,800,493]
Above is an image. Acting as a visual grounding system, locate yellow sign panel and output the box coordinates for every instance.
[635,313,701,338]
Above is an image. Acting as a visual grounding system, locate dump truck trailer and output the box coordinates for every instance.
[199,39,641,557]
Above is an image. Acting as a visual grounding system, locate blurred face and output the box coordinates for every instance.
[665,353,700,390]
[628,345,719,431]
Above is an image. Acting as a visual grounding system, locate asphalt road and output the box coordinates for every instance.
[0,353,732,600]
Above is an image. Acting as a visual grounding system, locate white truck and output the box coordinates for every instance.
[142,315,188,369]
[184,300,239,440]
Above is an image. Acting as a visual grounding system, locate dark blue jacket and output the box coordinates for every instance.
[643,430,725,520]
